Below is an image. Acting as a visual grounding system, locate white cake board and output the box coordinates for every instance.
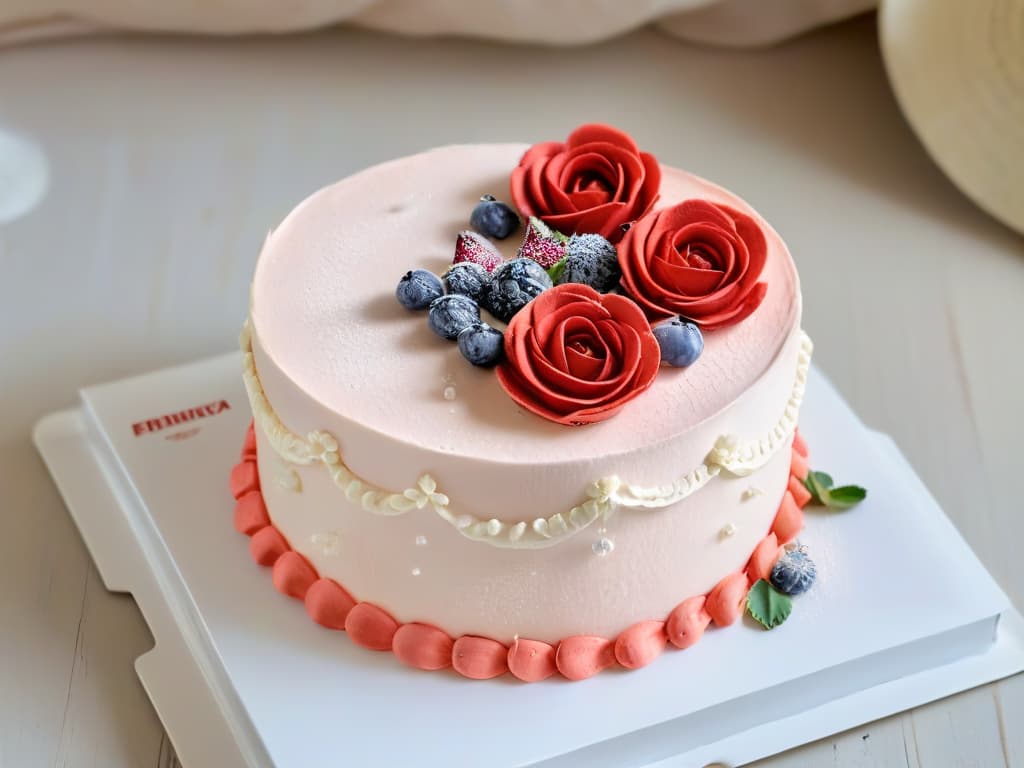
[33,354,1024,768]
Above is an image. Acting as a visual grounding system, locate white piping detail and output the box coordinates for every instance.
[241,322,812,549]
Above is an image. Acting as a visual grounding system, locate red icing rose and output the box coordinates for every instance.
[496,284,660,426]
[510,124,660,243]
[618,199,768,330]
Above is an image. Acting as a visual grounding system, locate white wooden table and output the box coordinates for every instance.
[2,15,1022,767]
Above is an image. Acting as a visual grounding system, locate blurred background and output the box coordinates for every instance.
[1,1,1022,766]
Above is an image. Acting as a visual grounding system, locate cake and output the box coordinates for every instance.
[230,124,819,682]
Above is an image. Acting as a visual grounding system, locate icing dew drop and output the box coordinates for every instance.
[411,567,422,576]
[443,385,457,401]
[415,535,428,547]
[592,537,615,557]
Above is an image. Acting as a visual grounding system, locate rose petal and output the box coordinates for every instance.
[538,302,605,351]
[561,151,618,195]
[549,316,608,370]
[651,260,725,297]
[541,152,575,211]
[542,202,628,240]
[526,332,627,404]
[687,281,768,330]
[565,345,606,380]
[566,123,640,154]
[519,140,563,167]
[511,141,562,216]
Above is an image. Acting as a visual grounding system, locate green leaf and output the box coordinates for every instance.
[803,469,867,511]
[811,471,834,489]
[804,471,833,505]
[746,579,793,630]
[825,485,867,510]
[547,257,568,284]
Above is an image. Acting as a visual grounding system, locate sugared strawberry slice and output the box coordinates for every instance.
[454,230,503,273]
[517,216,567,269]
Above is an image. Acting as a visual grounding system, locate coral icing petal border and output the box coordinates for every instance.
[230,423,812,681]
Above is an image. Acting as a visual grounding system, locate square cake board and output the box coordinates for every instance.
[32,354,1024,768]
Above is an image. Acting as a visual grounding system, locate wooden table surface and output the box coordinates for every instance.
[2,14,1022,768]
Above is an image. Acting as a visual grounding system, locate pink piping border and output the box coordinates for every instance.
[230,422,812,682]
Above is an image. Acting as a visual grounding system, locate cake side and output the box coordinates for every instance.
[230,424,814,680]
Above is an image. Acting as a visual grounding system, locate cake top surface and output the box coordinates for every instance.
[251,142,799,464]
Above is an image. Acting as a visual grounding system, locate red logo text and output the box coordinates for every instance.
[132,400,231,437]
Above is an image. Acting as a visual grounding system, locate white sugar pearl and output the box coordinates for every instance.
[592,537,615,557]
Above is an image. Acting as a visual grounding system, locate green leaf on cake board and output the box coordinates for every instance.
[746,579,793,630]
[826,485,868,509]
[804,469,867,511]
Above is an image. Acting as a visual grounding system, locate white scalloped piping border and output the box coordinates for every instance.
[241,321,812,549]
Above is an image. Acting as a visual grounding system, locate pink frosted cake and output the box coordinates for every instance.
[230,124,821,682]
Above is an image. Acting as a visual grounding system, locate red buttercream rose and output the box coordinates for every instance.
[618,199,769,330]
[496,284,660,426]
[510,124,661,243]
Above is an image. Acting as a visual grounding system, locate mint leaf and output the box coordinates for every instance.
[746,579,793,630]
[804,471,833,505]
[825,485,867,510]
[811,471,834,489]
[804,467,867,511]
[547,257,568,284]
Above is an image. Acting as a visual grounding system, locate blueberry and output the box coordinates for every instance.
[481,258,553,323]
[652,317,704,367]
[557,234,621,292]
[443,262,490,303]
[396,269,443,311]
[457,322,504,367]
[470,194,521,240]
[770,549,817,596]
[428,294,480,340]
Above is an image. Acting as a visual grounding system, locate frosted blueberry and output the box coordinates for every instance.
[428,294,480,340]
[481,258,553,323]
[396,269,443,311]
[557,234,621,292]
[443,262,490,303]
[457,322,504,367]
[652,317,704,368]
[470,194,521,240]
[770,549,817,596]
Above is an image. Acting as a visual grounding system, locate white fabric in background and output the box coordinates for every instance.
[0,0,875,48]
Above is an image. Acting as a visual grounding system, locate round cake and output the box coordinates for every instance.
[231,125,814,682]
